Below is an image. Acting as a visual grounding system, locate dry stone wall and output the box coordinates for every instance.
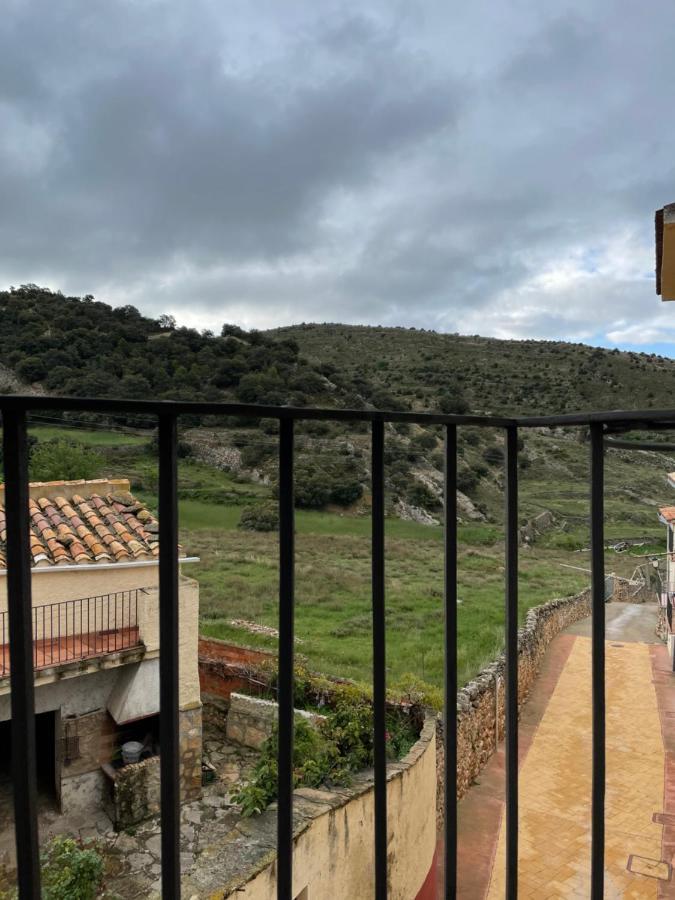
[226,692,325,749]
[436,588,592,819]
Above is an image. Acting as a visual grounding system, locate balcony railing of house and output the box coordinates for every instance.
[2,395,675,899]
[0,589,142,676]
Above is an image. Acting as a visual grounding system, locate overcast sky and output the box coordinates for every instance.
[3,1,675,350]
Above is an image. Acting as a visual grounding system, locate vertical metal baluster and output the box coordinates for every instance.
[2,408,41,897]
[42,606,46,665]
[371,418,387,900]
[277,417,295,900]
[158,414,181,898]
[590,423,605,899]
[50,605,54,664]
[505,426,519,900]
[444,424,458,898]
[107,591,110,653]
[79,599,82,659]
[33,608,37,668]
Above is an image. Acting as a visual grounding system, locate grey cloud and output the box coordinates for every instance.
[1,0,675,345]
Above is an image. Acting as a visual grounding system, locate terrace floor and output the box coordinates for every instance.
[0,626,141,674]
[458,602,675,899]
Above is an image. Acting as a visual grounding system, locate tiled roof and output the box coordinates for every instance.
[658,506,675,525]
[0,479,162,569]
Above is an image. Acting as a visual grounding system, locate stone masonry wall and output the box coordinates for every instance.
[110,706,202,829]
[179,704,203,801]
[112,756,161,829]
[436,588,592,822]
[610,577,653,604]
[226,692,325,750]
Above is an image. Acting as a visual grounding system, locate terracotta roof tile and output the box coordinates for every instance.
[659,506,675,524]
[0,479,171,569]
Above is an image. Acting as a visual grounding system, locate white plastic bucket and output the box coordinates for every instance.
[121,741,144,765]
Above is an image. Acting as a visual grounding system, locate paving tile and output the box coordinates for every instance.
[483,638,664,899]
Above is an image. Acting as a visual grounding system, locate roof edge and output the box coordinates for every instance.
[0,478,131,504]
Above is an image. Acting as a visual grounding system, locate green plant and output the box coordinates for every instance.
[28,439,102,483]
[407,482,441,511]
[231,679,419,817]
[238,503,280,532]
[40,835,104,900]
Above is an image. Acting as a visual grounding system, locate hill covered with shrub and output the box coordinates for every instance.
[3,285,675,522]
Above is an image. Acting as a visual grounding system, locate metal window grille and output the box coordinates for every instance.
[3,394,673,898]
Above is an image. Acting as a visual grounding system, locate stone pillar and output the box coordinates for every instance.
[179,703,203,801]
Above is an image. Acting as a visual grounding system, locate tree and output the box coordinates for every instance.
[29,440,102,483]
[438,391,469,415]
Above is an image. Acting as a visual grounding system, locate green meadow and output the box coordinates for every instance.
[27,422,668,690]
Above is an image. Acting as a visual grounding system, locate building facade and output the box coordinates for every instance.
[0,478,201,821]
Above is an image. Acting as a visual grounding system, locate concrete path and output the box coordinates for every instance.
[457,603,675,898]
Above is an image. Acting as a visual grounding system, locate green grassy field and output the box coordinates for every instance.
[29,425,149,447]
[27,423,669,690]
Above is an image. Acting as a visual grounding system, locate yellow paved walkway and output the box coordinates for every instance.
[487,638,664,898]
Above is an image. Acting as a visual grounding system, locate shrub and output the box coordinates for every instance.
[284,460,364,510]
[28,440,102,483]
[483,445,505,466]
[240,442,274,468]
[438,392,469,415]
[238,503,279,532]
[411,431,438,452]
[232,685,419,817]
[457,469,479,495]
[407,482,441,511]
[40,835,105,900]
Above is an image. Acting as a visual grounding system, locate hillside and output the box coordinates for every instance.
[269,323,675,416]
[2,288,673,687]
[3,286,675,530]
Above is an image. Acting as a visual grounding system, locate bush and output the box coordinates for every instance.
[482,445,505,466]
[457,469,479,495]
[240,442,274,468]
[232,683,419,816]
[407,482,441,511]
[411,431,438,452]
[438,392,469,415]
[238,503,279,532]
[28,440,102,483]
[40,835,105,900]
[287,460,364,510]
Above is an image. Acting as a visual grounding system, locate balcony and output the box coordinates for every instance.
[0,590,143,676]
[2,394,675,898]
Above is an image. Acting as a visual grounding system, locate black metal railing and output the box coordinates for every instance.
[0,589,142,675]
[3,395,675,899]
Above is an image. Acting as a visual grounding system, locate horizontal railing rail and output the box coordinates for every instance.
[0,589,142,676]
[3,394,675,898]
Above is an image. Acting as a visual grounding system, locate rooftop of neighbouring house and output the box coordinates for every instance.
[658,505,675,525]
[0,478,164,568]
